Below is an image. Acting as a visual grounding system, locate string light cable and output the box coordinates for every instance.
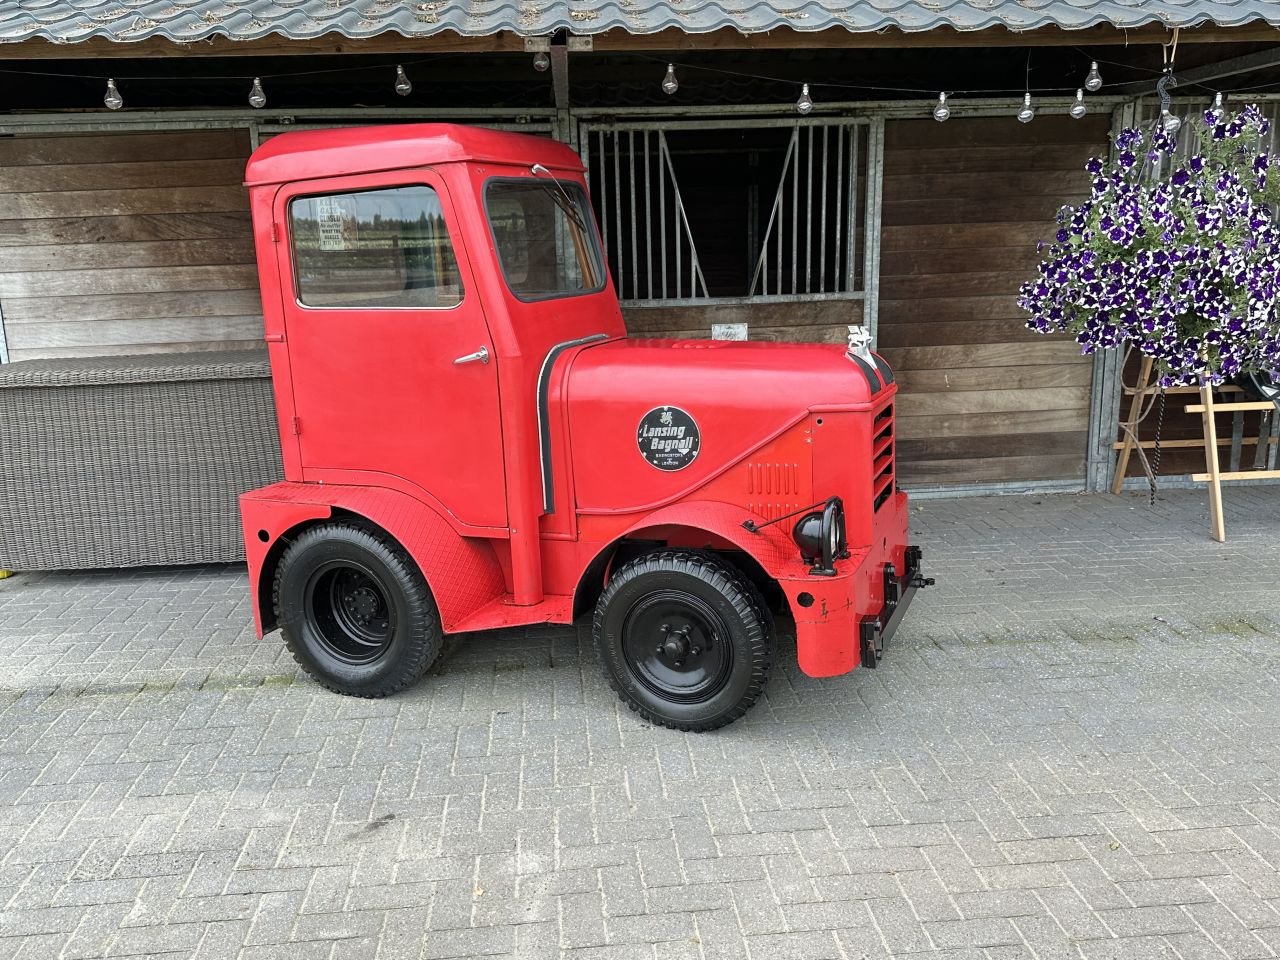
[3,33,1271,119]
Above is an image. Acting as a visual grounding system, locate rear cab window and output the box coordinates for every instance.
[289,184,463,309]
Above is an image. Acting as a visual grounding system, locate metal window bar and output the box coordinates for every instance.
[581,116,868,305]
[746,122,866,299]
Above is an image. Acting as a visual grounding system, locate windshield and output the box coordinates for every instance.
[486,178,606,301]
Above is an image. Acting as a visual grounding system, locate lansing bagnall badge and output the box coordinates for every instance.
[636,406,700,471]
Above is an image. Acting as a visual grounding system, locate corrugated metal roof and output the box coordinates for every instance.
[1,0,1277,44]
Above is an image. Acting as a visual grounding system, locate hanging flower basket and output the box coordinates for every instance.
[1019,105,1280,388]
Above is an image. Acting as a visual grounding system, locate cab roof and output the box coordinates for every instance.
[244,123,585,187]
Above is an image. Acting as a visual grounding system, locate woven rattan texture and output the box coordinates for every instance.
[0,351,282,570]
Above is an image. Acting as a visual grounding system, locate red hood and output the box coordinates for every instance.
[564,338,892,514]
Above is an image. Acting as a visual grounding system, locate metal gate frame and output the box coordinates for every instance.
[577,113,886,338]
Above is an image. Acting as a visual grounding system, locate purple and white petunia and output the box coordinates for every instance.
[1019,106,1280,386]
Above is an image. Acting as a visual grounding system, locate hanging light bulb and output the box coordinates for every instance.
[932,92,950,122]
[1017,92,1035,123]
[103,78,123,111]
[394,64,413,96]
[533,51,550,72]
[249,77,267,109]
[1070,89,1087,120]
[662,64,678,95]
[1161,108,1182,135]
[1209,91,1225,125]
[1084,61,1103,93]
[796,83,814,115]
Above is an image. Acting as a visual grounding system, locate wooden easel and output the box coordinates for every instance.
[1185,386,1280,541]
[1112,355,1280,540]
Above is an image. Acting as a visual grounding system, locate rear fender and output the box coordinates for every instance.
[240,482,507,637]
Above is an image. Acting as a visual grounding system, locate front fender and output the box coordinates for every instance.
[618,499,874,679]
[621,499,800,577]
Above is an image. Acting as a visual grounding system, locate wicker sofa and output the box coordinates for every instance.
[0,350,283,570]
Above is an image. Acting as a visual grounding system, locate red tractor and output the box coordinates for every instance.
[240,124,930,730]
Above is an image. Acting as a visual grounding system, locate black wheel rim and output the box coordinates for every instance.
[305,560,394,665]
[621,590,733,705]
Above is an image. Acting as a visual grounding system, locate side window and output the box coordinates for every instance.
[486,179,605,301]
[289,185,463,309]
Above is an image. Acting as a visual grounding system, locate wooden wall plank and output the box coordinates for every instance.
[896,386,1092,418]
[894,364,1093,393]
[881,195,1089,226]
[0,265,260,299]
[898,454,1086,484]
[898,430,1089,461]
[883,170,1089,201]
[878,295,1022,324]
[0,239,255,274]
[0,130,249,166]
[881,271,1063,300]
[881,222,1059,252]
[0,185,250,220]
[0,158,247,195]
[7,315,265,350]
[879,320,1046,348]
[879,246,1045,277]
[896,408,1089,438]
[0,212,253,247]
[886,143,1099,175]
[879,341,1084,371]
[1,290,263,325]
[9,340,265,362]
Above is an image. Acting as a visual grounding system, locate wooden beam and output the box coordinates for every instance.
[1185,400,1278,413]
[0,21,1275,60]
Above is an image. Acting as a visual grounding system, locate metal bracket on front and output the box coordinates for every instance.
[859,546,933,670]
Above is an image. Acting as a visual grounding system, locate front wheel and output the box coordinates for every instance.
[273,522,442,697]
[593,550,773,731]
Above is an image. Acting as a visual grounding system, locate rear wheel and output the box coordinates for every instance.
[593,550,773,731]
[273,523,442,697]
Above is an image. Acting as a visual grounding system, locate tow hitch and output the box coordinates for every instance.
[859,545,934,669]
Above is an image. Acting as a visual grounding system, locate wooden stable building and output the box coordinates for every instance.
[1,1,1279,501]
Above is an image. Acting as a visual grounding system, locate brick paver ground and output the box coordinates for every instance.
[2,487,1280,960]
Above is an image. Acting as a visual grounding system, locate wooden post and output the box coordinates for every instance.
[1112,355,1154,494]
[1198,381,1227,542]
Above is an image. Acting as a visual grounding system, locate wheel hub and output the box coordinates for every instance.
[306,562,394,665]
[656,624,687,659]
[343,585,380,626]
[623,591,731,705]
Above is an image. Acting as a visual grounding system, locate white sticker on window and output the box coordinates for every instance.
[315,196,354,251]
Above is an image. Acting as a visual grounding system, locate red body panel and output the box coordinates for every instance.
[240,123,916,681]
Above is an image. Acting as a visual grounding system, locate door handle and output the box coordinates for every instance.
[453,346,490,366]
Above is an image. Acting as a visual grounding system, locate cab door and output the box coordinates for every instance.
[274,169,507,529]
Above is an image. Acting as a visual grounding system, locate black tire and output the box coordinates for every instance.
[273,522,442,698]
[593,550,773,732]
